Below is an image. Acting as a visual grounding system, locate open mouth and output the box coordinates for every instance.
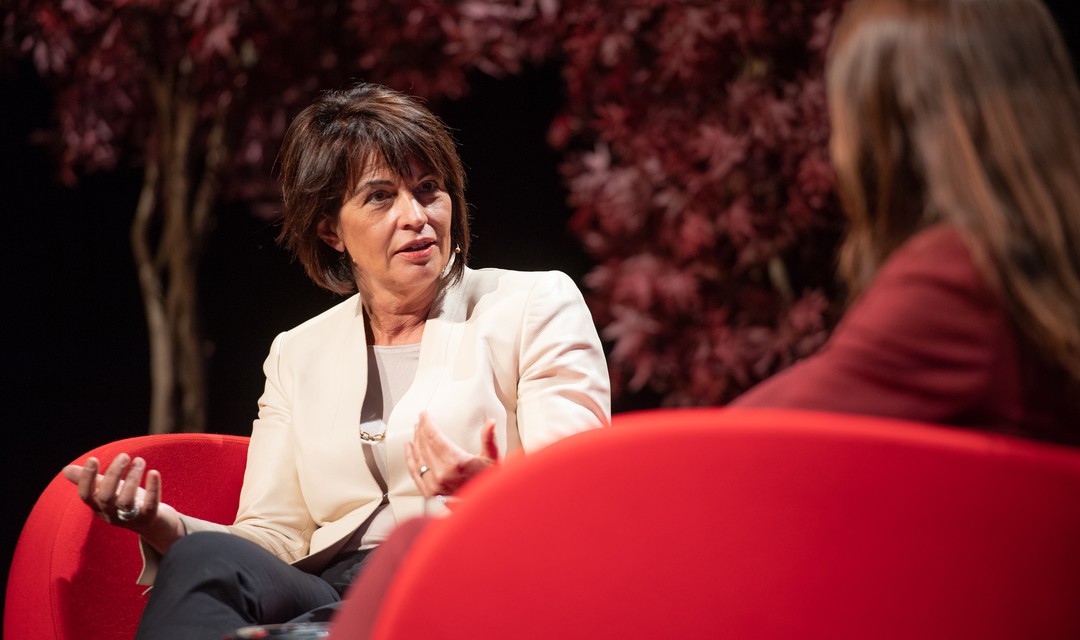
[398,239,436,254]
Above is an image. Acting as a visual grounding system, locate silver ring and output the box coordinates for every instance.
[115,505,140,522]
[419,465,430,477]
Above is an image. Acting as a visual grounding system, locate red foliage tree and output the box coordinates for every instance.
[541,0,847,405]
[5,0,847,427]
[3,0,542,433]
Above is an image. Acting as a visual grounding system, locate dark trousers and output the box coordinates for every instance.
[327,517,434,637]
[135,531,371,640]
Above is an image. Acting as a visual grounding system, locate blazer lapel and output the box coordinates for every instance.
[331,295,369,439]
[384,272,469,521]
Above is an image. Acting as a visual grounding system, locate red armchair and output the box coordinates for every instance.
[338,408,1080,640]
[4,433,249,640]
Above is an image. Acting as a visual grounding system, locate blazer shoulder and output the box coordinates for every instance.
[461,267,579,295]
[276,294,361,345]
[443,268,582,325]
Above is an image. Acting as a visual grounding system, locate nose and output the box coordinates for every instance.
[395,192,427,229]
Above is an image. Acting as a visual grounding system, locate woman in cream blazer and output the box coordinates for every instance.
[155,265,610,580]
[64,82,610,638]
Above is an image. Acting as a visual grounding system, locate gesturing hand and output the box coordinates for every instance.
[405,412,500,499]
[62,454,185,553]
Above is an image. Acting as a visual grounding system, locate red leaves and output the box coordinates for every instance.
[7,0,848,409]
[10,0,555,202]
[547,0,847,406]
[691,124,747,183]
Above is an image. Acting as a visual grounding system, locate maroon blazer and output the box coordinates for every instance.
[733,225,1077,445]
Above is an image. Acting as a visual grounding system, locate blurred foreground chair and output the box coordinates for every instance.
[336,408,1080,640]
[4,433,250,640]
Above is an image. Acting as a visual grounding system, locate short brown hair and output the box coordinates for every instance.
[277,83,470,295]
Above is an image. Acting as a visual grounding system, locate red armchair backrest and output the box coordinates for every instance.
[355,408,1080,640]
[4,433,250,640]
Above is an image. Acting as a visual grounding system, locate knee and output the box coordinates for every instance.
[158,532,259,580]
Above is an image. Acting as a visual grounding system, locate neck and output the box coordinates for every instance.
[364,309,426,346]
[361,288,436,346]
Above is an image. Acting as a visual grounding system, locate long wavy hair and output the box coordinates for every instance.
[827,0,1080,382]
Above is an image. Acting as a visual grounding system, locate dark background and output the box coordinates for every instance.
[3,1,1078,618]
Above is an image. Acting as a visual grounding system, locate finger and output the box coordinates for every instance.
[412,416,437,468]
[141,469,162,520]
[412,413,448,475]
[414,412,457,465]
[413,411,436,450]
[116,457,146,512]
[96,453,131,506]
[404,441,432,498]
[404,441,426,492]
[414,412,448,449]
[76,457,101,506]
[62,464,85,484]
[480,419,500,463]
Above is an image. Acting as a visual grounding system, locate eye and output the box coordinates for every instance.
[366,189,392,204]
[416,180,439,194]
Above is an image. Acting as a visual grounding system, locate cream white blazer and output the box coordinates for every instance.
[139,267,611,584]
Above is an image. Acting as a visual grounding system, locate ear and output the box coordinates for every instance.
[316,216,345,252]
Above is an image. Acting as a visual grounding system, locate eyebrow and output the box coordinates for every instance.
[358,179,395,190]
[349,179,395,199]
[349,173,440,200]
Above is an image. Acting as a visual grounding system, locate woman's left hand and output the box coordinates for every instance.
[405,412,499,499]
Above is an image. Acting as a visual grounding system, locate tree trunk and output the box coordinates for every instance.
[132,69,226,435]
[131,159,174,434]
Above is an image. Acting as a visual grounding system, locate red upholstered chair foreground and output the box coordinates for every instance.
[4,433,250,640]
[341,408,1080,640]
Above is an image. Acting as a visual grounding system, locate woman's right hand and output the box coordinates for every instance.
[62,454,186,554]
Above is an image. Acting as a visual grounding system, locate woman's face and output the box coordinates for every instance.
[320,155,453,304]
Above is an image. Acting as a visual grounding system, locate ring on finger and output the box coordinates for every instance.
[116,505,140,521]
[419,465,430,477]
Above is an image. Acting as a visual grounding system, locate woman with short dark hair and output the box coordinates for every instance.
[277,83,470,294]
[63,83,611,638]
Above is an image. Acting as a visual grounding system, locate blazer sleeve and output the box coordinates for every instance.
[223,331,317,554]
[515,271,612,450]
[137,332,315,586]
[731,226,1014,423]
